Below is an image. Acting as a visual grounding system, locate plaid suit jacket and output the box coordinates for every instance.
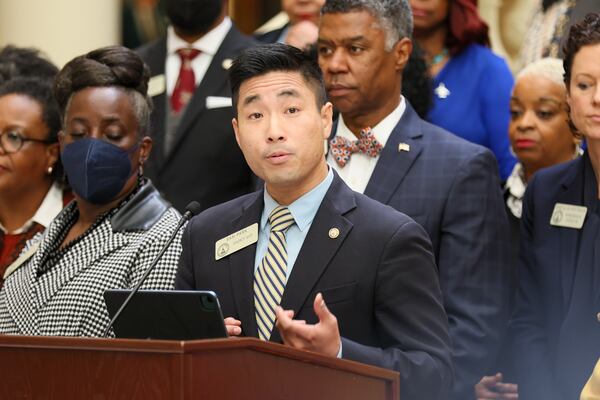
[332,102,511,400]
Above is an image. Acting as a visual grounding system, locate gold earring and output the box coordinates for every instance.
[47,166,53,175]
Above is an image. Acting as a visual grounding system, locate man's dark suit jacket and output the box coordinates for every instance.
[254,25,287,44]
[332,103,511,399]
[511,154,600,400]
[136,26,255,212]
[175,172,453,400]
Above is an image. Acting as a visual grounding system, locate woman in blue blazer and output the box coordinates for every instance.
[510,13,600,400]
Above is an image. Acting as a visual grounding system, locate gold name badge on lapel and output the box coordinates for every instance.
[148,74,166,97]
[550,203,588,229]
[215,223,259,260]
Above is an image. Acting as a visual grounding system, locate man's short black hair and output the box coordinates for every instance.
[229,43,326,115]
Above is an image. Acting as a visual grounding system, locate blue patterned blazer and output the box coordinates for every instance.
[331,102,511,400]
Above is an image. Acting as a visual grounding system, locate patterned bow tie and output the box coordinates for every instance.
[329,127,383,167]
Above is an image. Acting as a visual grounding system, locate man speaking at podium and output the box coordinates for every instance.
[175,43,452,400]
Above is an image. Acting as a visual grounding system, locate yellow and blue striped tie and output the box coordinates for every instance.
[254,206,296,341]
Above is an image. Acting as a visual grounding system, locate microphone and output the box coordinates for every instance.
[103,201,202,337]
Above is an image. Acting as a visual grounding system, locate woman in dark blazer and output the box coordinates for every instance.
[510,13,600,400]
[476,57,580,399]
[0,46,183,337]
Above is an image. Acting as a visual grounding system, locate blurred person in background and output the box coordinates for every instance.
[256,0,325,50]
[137,0,256,213]
[0,46,183,337]
[510,13,600,400]
[505,58,582,266]
[0,78,69,286]
[410,0,516,180]
[519,0,598,71]
[0,45,58,84]
[0,47,70,286]
[475,57,581,400]
[477,0,536,73]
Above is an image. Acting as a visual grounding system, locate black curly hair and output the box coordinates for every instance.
[0,45,58,84]
[402,43,433,118]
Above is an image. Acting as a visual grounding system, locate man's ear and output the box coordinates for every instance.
[321,102,333,140]
[394,38,413,72]
[232,118,241,147]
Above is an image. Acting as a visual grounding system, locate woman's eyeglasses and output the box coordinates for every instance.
[0,131,53,154]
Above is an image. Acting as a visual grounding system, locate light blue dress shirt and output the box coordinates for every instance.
[254,168,334,277]
[254,168,341,357]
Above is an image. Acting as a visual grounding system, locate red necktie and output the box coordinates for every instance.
[329,127,383,168]
[171,48,201,114]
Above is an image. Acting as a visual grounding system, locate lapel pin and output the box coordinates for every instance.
[328,228,340,239]
[398,143,410,152]
[222,58,233,70]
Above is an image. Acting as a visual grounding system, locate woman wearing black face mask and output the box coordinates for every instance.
[0,46,184,337]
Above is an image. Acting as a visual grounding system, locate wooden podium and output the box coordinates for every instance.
[0,335,399,399]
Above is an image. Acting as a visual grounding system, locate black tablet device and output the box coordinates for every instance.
[103,289,227,340]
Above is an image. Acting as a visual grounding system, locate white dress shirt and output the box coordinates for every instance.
[0,182,63,234]
[327,97,406,193]
[165,17,232,96]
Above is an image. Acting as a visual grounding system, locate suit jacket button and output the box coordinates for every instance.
[596,312,600,322]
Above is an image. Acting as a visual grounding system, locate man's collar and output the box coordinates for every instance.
[336,96,406,146]
[167,17,232,56]
[261,168,334,232]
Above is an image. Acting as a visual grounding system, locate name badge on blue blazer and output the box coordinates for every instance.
[550,203,587,229]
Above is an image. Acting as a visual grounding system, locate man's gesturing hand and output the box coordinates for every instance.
[275,293,341,357]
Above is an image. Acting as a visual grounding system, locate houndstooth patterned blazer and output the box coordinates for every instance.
[0,181,183,337]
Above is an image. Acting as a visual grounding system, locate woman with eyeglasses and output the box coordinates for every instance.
[0,45,183,337]
[0,77,72,285]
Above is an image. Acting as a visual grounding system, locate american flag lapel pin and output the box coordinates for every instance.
[398,143,410,152]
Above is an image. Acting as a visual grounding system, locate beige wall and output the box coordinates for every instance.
[0,0,120,67]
